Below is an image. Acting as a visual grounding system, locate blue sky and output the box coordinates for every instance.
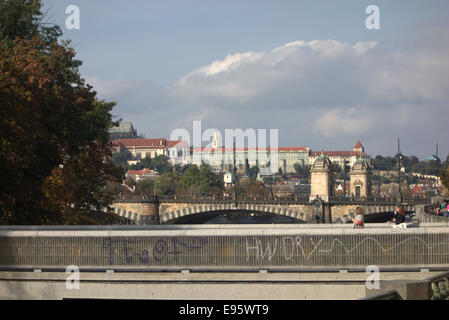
[42,0,449,159]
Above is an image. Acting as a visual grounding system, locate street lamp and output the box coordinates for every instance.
[377,169,381,199]
[398,154,403,202]
[343,159,349,198]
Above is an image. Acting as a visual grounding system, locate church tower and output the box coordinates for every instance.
[309,152,334,202]
[353,141,364,154]
[212,131,221,149]
[349,158,372,198]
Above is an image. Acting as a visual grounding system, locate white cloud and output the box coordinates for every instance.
[86,30,449,159]
[182,51,264,78]
[314,107,374,138]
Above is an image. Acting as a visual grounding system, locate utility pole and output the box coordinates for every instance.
[233,140,237,180]
[377,169,381,199]
[343,158,348,198]
[398,137,402,202]
[231,140,237,202]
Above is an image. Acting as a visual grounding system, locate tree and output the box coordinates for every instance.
[441,167,449,196]
[247,181,268,196]
[248,165,259,179]
[278,167,283,176]
[150,155,173,173]
[136,179,155,196]
[0,1,123,224]
[179,164,222,194]
[155,172,181,195]
[111,152,128,168]
[294,163,310,179]
[128,155,173,173]
[198,164,222,193]
[0,0,61,46]
[181,165,200,190]
[372,155,398,171]
[329,163,343,179]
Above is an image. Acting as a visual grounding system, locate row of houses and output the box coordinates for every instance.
[110,122,371,174]
[410,183,445,197]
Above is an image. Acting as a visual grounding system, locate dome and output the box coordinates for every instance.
[313,153,332,169]
[351,158,371,171]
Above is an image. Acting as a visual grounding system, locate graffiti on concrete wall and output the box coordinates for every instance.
[245,235,446,262]
[102,237,207,265]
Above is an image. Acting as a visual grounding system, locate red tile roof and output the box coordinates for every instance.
[166,140,189,148]
[116,138,189,149]
[309,151,369,157]
[278,147,309,152]
[117,138,167,148]
[354,141,363,149]
[192,147,308,152]
[126,168,158,176]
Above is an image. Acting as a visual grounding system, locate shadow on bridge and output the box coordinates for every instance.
[168,210,306,224]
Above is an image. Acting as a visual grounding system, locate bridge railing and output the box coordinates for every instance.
[1,224,448,271]
[114,194,312,203]
[115,194,430,205]
[328,196,429,204]
[113,194,430,205]
[156,194,314,202]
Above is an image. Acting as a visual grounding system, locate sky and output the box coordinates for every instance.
[41,0,449,160]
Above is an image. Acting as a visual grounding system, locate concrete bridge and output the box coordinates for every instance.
[111,195,423,225]
[0,223,448,300]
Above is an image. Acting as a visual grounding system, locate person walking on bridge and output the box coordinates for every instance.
[443,201,449,219]
[393,205,406,224]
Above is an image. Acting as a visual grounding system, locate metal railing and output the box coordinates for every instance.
[1,225,448,271]
[421,214,449,223]
[329,196,429,205]
[113,194,429,205]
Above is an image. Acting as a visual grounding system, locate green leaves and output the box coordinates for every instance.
[181,164,222,193]
[128,155,173,174]
[440,167,449,196]
[0,1,123,224]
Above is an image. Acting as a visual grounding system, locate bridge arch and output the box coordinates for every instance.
[159,203,309,224]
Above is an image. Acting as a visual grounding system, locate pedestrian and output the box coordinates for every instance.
[393,205,406,224]
[441,202,447,217]
[351,207,365,228]
[444,201,449,218]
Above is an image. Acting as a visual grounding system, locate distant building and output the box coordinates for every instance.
[271,185,294,197]
[108,122,137,140]
[125,168,159,181]
[349,158,372,197]
[113,138,190,165]
[191,131,310,174]
[223,172,234,189]
[309,141,371,168]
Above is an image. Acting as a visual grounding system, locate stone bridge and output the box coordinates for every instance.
[111,195,421,225]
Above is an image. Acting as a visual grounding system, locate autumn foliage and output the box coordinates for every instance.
[0,8,124,224]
